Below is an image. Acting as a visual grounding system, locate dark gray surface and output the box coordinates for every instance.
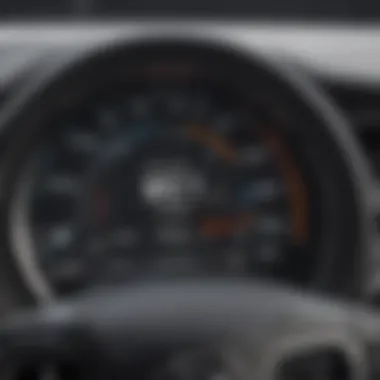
[0,0,379,19]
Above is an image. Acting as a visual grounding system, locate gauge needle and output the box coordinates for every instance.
[187,125,237,164]
[201,213,253,238]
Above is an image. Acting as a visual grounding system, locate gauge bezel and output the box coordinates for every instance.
[0,37,372,304]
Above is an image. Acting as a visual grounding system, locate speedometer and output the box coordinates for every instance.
[1,39,369,301]
[21,83,308,294]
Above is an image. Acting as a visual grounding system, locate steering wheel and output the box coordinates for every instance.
[0,280,372,380]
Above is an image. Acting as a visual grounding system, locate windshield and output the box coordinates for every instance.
[1,0,380,20]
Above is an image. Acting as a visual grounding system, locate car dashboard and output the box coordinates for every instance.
[0,22,378,315]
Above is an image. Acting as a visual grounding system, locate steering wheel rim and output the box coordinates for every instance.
[0,280,368,380]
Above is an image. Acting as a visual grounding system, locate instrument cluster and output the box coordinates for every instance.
[0,38,372,303]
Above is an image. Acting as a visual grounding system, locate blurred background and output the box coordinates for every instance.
[0,0,379,20]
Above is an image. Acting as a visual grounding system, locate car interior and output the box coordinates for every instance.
[0,2,379,379]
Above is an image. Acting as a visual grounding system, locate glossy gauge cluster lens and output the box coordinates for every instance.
[24,81,308,295]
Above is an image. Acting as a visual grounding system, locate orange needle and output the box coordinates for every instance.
[187,125,237,164]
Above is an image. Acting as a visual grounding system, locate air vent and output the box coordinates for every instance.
[326,83,380,177]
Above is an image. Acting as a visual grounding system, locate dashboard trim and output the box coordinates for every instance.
[0,22,378,85]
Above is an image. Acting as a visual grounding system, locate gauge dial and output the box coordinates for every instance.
[4,40,366,302]
[20,83,308,295]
